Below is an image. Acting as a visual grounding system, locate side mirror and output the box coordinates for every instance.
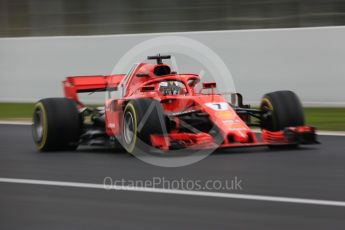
[202,82,217,89]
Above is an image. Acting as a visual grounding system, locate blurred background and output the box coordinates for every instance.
[1,0,345,37]
[1,0,345,130]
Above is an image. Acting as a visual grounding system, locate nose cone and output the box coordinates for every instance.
[232,130,249,143]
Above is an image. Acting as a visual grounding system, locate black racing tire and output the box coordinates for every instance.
[121,99,167,154]
[260,90,305,132]
[32,98,81,151]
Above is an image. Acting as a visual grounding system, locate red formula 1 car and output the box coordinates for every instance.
[32,55,318,153]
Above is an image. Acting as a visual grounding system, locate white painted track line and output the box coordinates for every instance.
[1,177,345,207]
[315,131,345,136]
[1,121,345,136]
[0,120,32,125]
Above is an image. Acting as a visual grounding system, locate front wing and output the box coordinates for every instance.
[150,126,319,151]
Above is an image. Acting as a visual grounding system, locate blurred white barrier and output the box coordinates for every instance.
[0,26,344,106]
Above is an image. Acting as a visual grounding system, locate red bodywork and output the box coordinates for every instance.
[63,62,316,150]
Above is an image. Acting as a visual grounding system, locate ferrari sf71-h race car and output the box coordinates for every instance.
[32,55,318,153]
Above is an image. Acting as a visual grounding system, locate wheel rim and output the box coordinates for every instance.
[123,111,135,145]
[261,98,275,130]
[33,108,44,142]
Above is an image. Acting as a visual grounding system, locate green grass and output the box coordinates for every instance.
[304,108,345,131]
[0,103,344,131]
[0,103,34,120]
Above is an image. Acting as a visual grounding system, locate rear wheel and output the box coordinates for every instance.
[121,99,167,154]
[32,98,81,151]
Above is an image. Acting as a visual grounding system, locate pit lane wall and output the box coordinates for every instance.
[1,26,344,106]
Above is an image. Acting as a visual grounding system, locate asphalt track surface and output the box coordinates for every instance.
[0,124,345,229]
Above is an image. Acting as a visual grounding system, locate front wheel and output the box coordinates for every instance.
[260,90,304,131]
[260,90,305,148]
[121,99,167,154]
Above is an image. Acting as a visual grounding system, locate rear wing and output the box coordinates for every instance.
[63,74,125,106]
